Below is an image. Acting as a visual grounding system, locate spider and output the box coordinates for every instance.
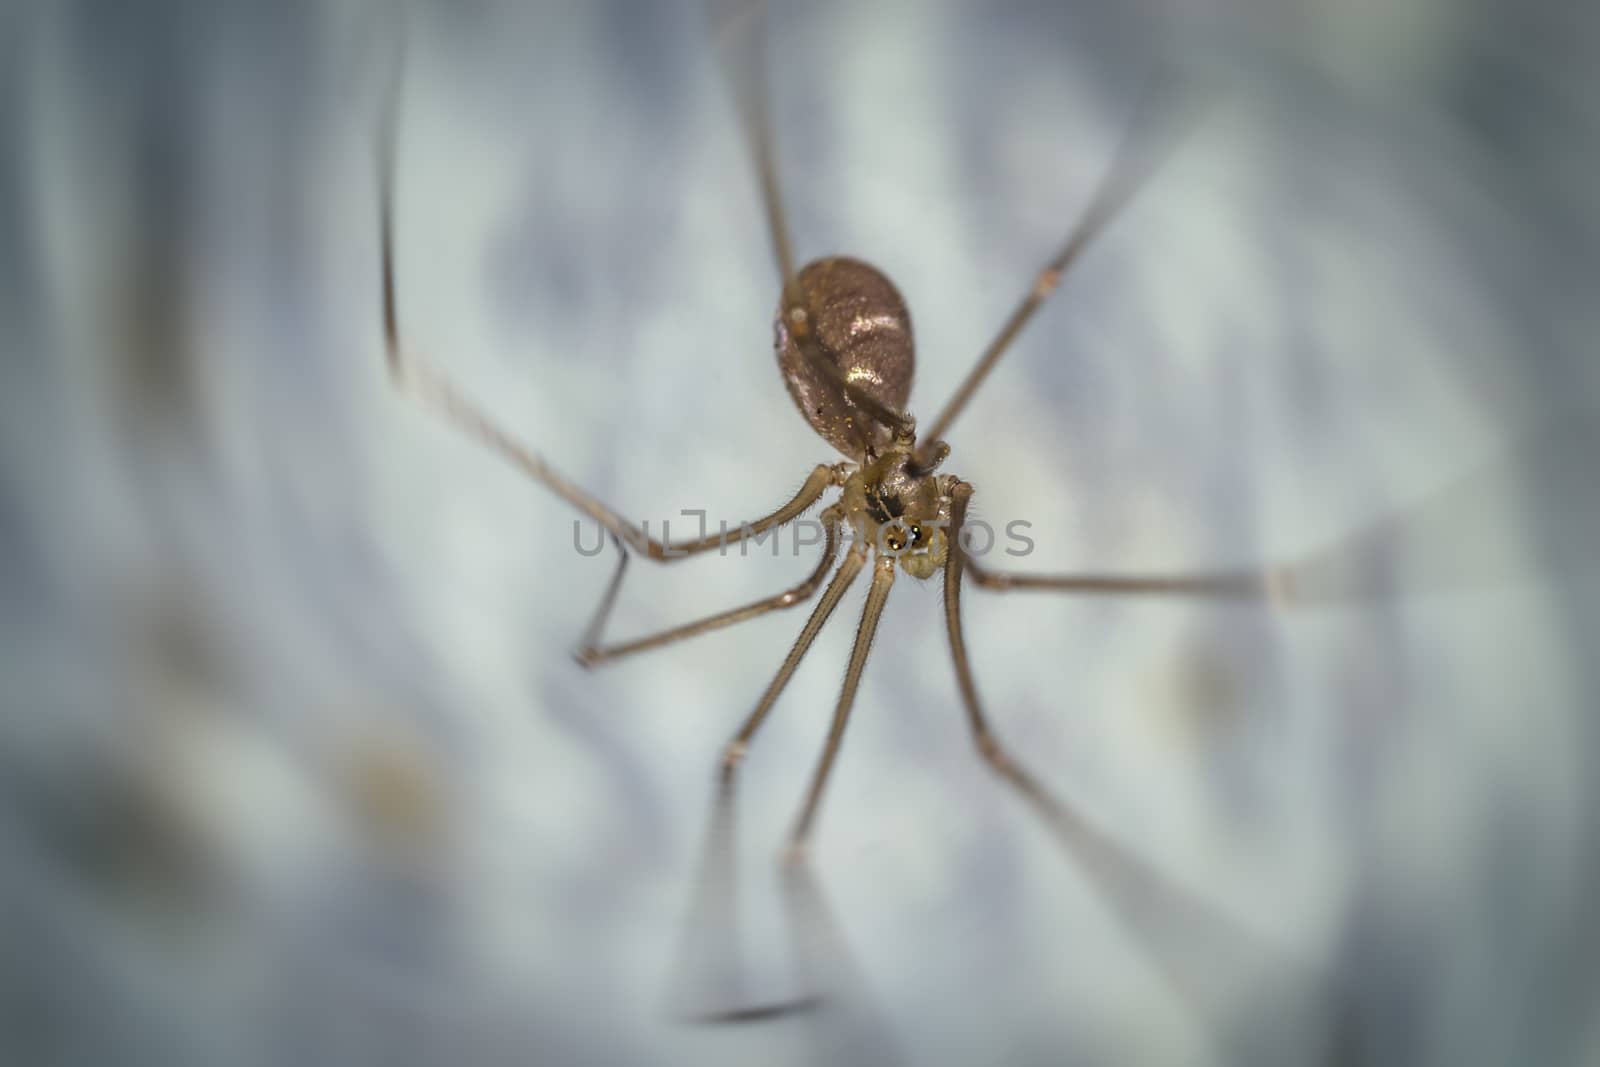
[371,1,1445,1027]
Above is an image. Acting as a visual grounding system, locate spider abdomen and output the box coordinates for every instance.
[774,256,914,459]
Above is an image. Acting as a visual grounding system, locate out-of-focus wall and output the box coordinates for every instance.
[2,2,1596,1065]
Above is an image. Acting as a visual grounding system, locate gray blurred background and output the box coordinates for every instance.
[2,1,1598,1065]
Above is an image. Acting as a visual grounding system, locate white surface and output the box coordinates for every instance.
[3,2,1597,1065]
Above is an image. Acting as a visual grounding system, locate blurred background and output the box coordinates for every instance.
[2,1,1597,1065]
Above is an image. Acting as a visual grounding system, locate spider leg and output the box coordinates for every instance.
[943,481,1309,1027]
[789,555,896,847]
[710,0,913,444]
[964,413,1600,604]
[911,75,1200,469]
[576,512,841,667]
[376,35,839,561]
[671,544,867,1022]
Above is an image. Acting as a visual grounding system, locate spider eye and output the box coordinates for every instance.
[910,524,925,546]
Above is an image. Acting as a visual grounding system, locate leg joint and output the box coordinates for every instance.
[974,730,1012,774]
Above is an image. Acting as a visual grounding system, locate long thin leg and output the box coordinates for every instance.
[963,410,1600,605]
[912,78,1196,470]
[790,556,896,847]
[672,549,896,1027]
[671,753,903,1051]
[671,546,866,1022]
[943,487,1068,787]
[672,771,823,1023]
[946,482,1247,810]
[942,480,1305,1021]
[709,0,795,294]
[777,852,906,1064]
[964,555,1285,602]
[721,544,868,773]
[710,0,914,446]
[376,46,840,560]
[577,516,840,666]
[675,556,899,1017]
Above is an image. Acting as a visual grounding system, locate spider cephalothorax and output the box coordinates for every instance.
[838,430,954,579]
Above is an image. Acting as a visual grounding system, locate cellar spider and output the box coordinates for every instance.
[370,1,1553,1029]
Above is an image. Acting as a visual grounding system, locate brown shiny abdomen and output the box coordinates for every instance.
[774,256,914,459]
